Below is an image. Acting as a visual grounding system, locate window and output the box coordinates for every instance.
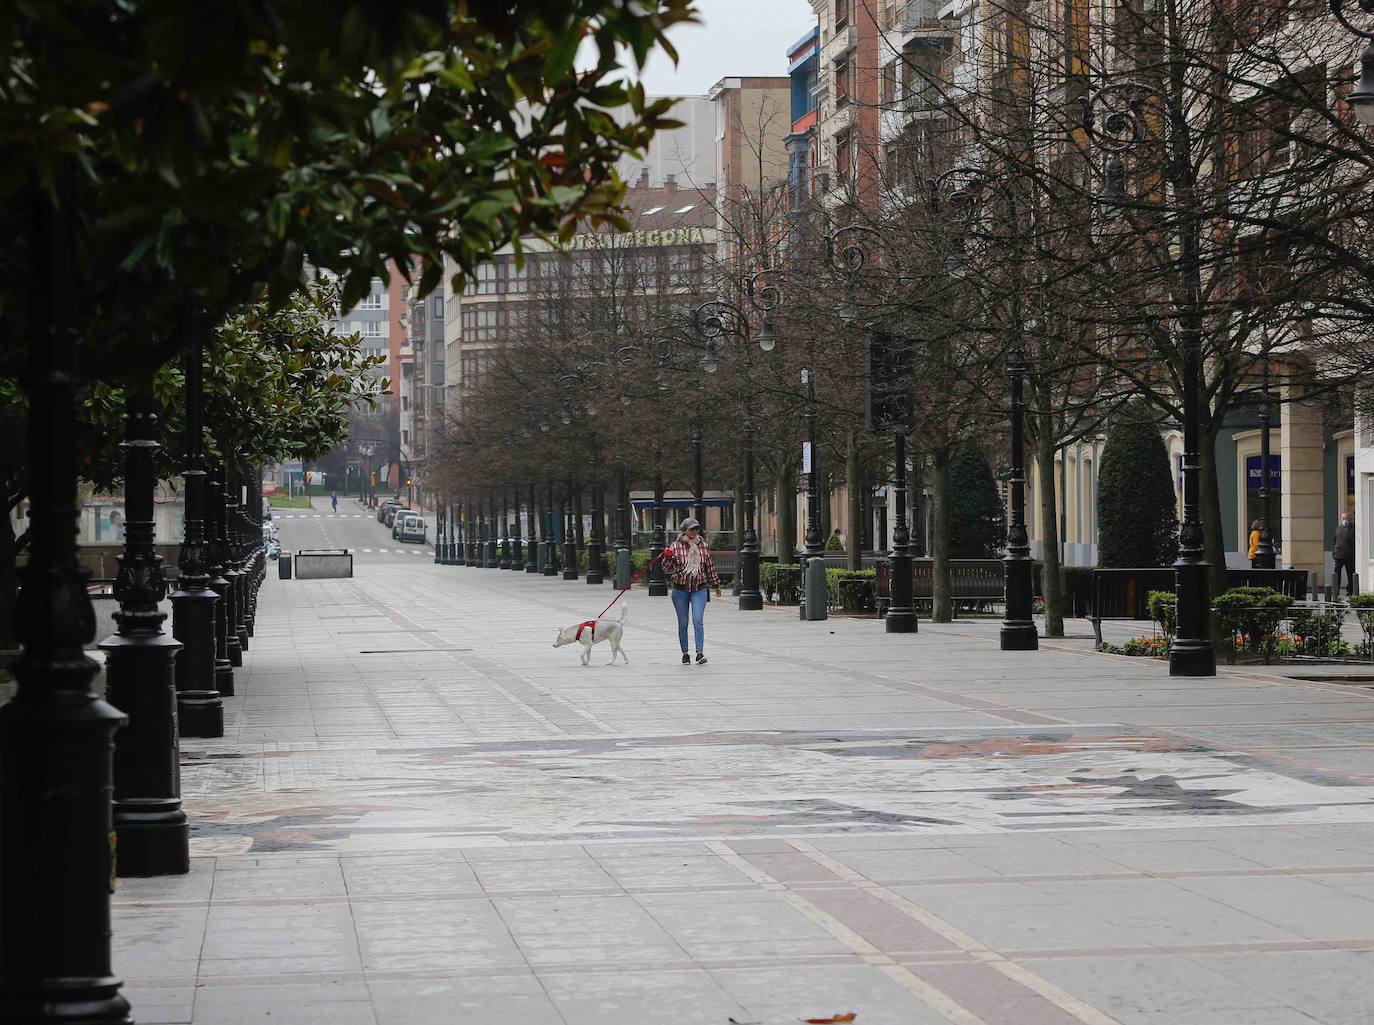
[357,290,384,310]
[836,0,849,27]
[836,130,853,181]
[401,395,410,411]
[461,354,481,387]
[467,261,509,295]
[431,295,444,319]
[361,321,384,338]
[1235,232,1292,305]
[402,429,410,446]
[881,62,897,106]
[834,53,853,106]
[460,303,507,341]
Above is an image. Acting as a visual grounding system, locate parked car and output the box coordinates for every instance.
[376,498,403,523]
[395,512,427,544]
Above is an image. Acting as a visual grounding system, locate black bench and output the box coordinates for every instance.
[875,558,1006,618]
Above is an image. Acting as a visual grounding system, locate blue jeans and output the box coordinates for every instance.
[671,586,708,653]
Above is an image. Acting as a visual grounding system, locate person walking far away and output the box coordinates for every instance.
[1333,511,1355,599]
[661,517,720,665]
[330,490,338,513]
[1248,519,1261,567]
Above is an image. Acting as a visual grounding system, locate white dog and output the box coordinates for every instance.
[553,603,629,666]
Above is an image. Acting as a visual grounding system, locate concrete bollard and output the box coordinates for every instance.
[616,548,631,591]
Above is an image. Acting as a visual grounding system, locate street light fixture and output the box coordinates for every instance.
[692,268,784,612]
[1331,0,1374,125]
[1085,81,1216,677]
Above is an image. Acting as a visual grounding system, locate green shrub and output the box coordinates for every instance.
[760,563,800,604]
[1213,586,1293,664]
[1097,641,1124,654]
[709,532,730,550]
[828,569,877,613]
[1097,410,1179,567]
[1349,594,1374,654]
[825,532,844,551]
[1290,608,1347,658]
[1148,590,1177,639]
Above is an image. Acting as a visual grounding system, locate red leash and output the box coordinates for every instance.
[591,549,667,621]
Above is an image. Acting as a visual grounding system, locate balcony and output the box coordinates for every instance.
[899,0,954,38]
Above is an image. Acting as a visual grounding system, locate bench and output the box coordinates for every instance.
[292,549,354,580]
[874,558,1006,618]
[1089,567,1311,644]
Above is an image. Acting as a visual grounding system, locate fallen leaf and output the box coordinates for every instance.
[803,1015,856,1024]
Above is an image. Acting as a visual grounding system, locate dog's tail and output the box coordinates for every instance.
[618,601,629,624]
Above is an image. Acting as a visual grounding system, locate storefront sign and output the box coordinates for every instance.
[1245,455,1282,490]
[564,226,709,250]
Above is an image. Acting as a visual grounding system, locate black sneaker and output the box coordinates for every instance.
[681,653,691,665]
[695,652,707,665]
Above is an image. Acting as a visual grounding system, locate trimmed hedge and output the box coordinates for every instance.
[1097,413,1179,568]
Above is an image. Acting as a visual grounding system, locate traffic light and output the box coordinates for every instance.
[370,472,377,487]
[406,477,413,487]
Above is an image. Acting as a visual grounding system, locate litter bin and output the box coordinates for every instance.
[279,552,293,579]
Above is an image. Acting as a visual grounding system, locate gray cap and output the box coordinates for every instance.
[680,517,701,532]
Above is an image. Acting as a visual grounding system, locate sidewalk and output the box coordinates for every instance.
[113,556,1374,1024]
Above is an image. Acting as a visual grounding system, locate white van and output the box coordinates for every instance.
[394,512,427,544]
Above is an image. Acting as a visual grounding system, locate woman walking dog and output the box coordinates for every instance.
[661,518,721,664]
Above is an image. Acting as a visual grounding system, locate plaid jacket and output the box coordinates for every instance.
[661,536,720,591]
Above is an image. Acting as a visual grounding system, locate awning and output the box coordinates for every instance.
[631,497,731,509]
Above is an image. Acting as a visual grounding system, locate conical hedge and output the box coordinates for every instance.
[1096,413,1179,568]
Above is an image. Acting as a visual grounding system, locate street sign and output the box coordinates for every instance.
[802,441,812,474]
[1244,456,1281,490]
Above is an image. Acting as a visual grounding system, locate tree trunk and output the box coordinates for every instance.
[846,434,862,570]
[775,459,797,561]
[1034,421,1065,637]
[0,508,16,650]
[1199,421,1230,607]
[931,444,952,623]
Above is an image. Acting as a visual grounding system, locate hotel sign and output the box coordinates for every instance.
[564,226,711,250]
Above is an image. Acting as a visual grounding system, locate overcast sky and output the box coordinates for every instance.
[634,0,817,97]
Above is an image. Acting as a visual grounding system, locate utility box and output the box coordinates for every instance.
[278,553,293,579]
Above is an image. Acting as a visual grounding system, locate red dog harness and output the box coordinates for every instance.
[574,620,596,641]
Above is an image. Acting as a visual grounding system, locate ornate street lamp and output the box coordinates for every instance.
[587,438,604,585]
[563,476,579,580]
[1085,82,1216,676]
[1332,0,1374,125]
[1254,360,1278,568]
[526,482,540,573]
[649,445,668,596]
[692,269,781,612]
[1002,345,1039,649]
[543,479,558,575]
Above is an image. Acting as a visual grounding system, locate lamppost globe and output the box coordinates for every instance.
[560,410,571,425]
[755,317,777,352]
[702,345,720,374]
[1352,44,1374,125]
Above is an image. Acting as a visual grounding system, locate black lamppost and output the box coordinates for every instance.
[1086,82,1215,677]
[544,480,558,575]
[563,476,579,580]
[587,440,604,584]
[691,425,706,530]
[1002,345,1039,650]
[498,492,512,569]
[1254,360,1277,568]
[435,501,445,564]
[485,490,499,568]
[98,387,190,878]
[466,498,478,566]
[526,482,539,573]
[649,445,668,596]
[1332,0,1374,126]
[692,273,781,612]
[887,429,917,632]
[172,332,224,737]
[801,367,824,620]
[206,463,236,698]
[614,463,630,588]
[510,488,523,571]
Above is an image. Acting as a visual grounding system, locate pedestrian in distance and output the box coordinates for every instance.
[1333,511,1356,599]
[661,517,720,665]
[1248,518,1261,567]
[330,490,338,512]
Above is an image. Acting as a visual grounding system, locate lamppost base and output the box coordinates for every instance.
[738,590,763,611]
[1168,639,1217,677]
[114,800,190,877]
[648,581,667,597]
[885,608,918,633]
[177,693,225,738]
[999,621,1039,650]
[215,660,235,698]
[0,983,132,1025]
